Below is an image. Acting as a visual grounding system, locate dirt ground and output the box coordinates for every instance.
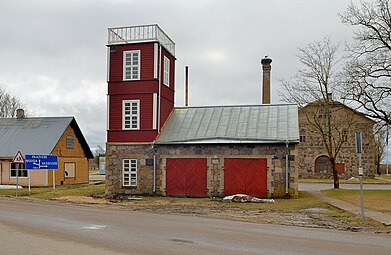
[53,195,391,234]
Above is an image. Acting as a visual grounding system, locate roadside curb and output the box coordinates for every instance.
[307,190,391,226]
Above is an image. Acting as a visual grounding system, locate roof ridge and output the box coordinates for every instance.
[174,103,297,110]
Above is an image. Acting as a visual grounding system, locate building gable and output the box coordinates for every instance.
[0,117,93,159]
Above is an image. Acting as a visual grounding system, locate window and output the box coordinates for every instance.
[10,163,27,178]
[123,50,140,80]
[318,108,331,119]
[122,100,140,129]
[163,56,170,86]
[315,156,332,174]
[342,129,348,142]
[64,163,76,178]
[123,159,137,186]
[299,129,306,142]
[66,135,75,149]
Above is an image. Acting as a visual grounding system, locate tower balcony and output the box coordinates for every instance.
[108,24,175,56]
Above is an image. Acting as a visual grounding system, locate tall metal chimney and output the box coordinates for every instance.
[185,66,189,107]
[261,56,272,104]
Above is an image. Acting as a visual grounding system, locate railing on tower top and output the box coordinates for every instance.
[108,24,175,56]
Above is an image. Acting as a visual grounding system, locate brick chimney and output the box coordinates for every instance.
[16,109,25,119]
[261,57,272,104]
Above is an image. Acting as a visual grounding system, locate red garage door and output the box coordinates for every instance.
[224,158,267,197]
[166,158,207,197]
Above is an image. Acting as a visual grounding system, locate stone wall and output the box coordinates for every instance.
[106,143,298,198]
[298,104,376,178]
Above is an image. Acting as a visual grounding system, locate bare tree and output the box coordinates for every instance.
[280,37,356,188]
[340,0,391,126]
[373,125,387,175]
[0,88,27,118]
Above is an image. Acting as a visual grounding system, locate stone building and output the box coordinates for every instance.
[105,24,300,198]
[297,101,376,178]
[106,105,300,198]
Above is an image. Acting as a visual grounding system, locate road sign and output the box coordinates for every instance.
[25,155,58,170]
[12,151,25,164]
[355,132,362,154]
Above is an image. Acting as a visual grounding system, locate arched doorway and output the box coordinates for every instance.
[315,156,332,174]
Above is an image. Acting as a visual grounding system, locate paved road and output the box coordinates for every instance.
[299,182,391,191]
[0,198,390,255]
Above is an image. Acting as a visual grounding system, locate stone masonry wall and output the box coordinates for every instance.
[106,143,298,198]
[298,124,376,178]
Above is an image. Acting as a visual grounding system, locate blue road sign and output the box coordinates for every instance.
[25,155,58,170]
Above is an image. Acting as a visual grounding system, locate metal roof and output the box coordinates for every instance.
[156,104,299,144]
[0,117,93,158]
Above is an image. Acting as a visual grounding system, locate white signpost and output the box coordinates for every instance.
[355,132,365,224]
[12,151,25,198]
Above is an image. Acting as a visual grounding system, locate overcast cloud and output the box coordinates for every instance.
[2,0,389,161]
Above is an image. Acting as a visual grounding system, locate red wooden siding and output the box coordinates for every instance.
[160,97,174,129]
[109,43,155,82]
[108,81,158,95]
[109,94,153,130]
[224,158,267,197]
[108,130,157,143]
[107,41,175,143]
[166,158,207,197]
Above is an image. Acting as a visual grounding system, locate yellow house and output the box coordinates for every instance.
[0,112,93,186]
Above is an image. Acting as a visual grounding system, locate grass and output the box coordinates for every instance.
[0,184,105,199]
[111,191,330,213]
[0,185,325,213]
[380,175,391,180]
[323,189,391,216]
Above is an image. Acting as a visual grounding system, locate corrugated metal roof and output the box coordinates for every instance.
[156,104,299,144]
[0,117,73,157]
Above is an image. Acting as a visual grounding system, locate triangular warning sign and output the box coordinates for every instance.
[12,151,25,164]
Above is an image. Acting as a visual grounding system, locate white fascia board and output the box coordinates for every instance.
[154,43,158,79]
[153,93,157,130]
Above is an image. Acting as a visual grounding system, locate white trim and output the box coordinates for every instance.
[158,45,162,132]
[154,43,158,79]
[106,47,110,82]
[163,56,170,86]
[123,50,140,81]
[123,159,137,186]
[122,100,140,130]
[153,93,157,130]
[107,95,110,130]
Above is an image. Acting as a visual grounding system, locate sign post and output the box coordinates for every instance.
[12,151,25,198]
[25,155,58,194]
[355,132,365,224]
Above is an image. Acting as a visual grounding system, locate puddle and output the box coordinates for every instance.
[302,207,330,213]
[82,224,106,230]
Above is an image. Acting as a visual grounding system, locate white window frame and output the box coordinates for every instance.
[122,100,140,130]
[163,56,170,86]
[64,162,76,178]
[123,50,140,81]
[123,159,137,187]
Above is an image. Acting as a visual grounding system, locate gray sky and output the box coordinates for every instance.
[3,0,390,161]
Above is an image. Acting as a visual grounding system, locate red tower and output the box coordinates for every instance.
[106,25,176,143]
